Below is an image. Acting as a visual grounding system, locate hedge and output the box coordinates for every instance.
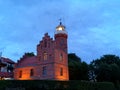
[0,80,116,90]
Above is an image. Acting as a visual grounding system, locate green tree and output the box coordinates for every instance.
[68,53,81,80]
[110,64,120,82]
[96,63,111,82]
[88,64,96,82]
[68,53,89,80]
[20,52,35,60]
[24,52,35,56]
[68,53,81,62]
[79,62,89,80]
[90,54,120,82]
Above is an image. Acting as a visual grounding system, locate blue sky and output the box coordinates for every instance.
[0,0,120,63]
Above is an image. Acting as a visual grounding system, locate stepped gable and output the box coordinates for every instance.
[15,54,37,67]
[37,33,54,47]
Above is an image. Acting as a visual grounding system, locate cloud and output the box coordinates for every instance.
[0,0,120,63]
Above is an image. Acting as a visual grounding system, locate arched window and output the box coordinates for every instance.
[19,70,22,78]
[42,66,47,76]
[60,68,63,76]
[30,69,34,76]
[60,53,63,61]
[44,52,47,60]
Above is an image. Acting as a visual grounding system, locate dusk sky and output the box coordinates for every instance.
[0,0,120,63]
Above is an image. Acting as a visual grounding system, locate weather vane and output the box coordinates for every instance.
[59,18,62,25]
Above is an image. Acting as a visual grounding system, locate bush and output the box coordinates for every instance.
[0,80,116,90]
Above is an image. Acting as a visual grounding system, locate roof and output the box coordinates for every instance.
[1,57,15,64]
[16,56,37,67]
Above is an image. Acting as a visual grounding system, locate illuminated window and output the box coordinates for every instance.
[60,68,63,76]
[42,66,47,76]
[44,52,47,60]
[30,69,34,76]
[60,53,63,61]
[19,70,22,78]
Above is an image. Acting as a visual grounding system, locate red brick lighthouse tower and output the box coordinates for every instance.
[54,21,69,80]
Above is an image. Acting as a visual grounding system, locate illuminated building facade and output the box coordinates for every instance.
[14,22,69,80]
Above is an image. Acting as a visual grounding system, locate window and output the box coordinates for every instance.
[30,69,34,76]
[60,40,64,46]
[44,52,47,60]
[60,68,63,76]
[60,53,63,61]
[42,66,47,76]
[19,70,22,78]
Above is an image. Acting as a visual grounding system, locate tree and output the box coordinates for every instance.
[96,63,111,82]
[24,52,35,57]
[110,64,120,82]
[68,53,81,80]
[68,53,89,80]
[79,62,89,80]
[68,53,81,62]
[90,54,120,82]
[88,64,96,82]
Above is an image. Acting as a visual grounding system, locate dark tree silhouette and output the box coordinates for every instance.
[68,53,89,80]
[90,54,120,82]
[24,52,35,57]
